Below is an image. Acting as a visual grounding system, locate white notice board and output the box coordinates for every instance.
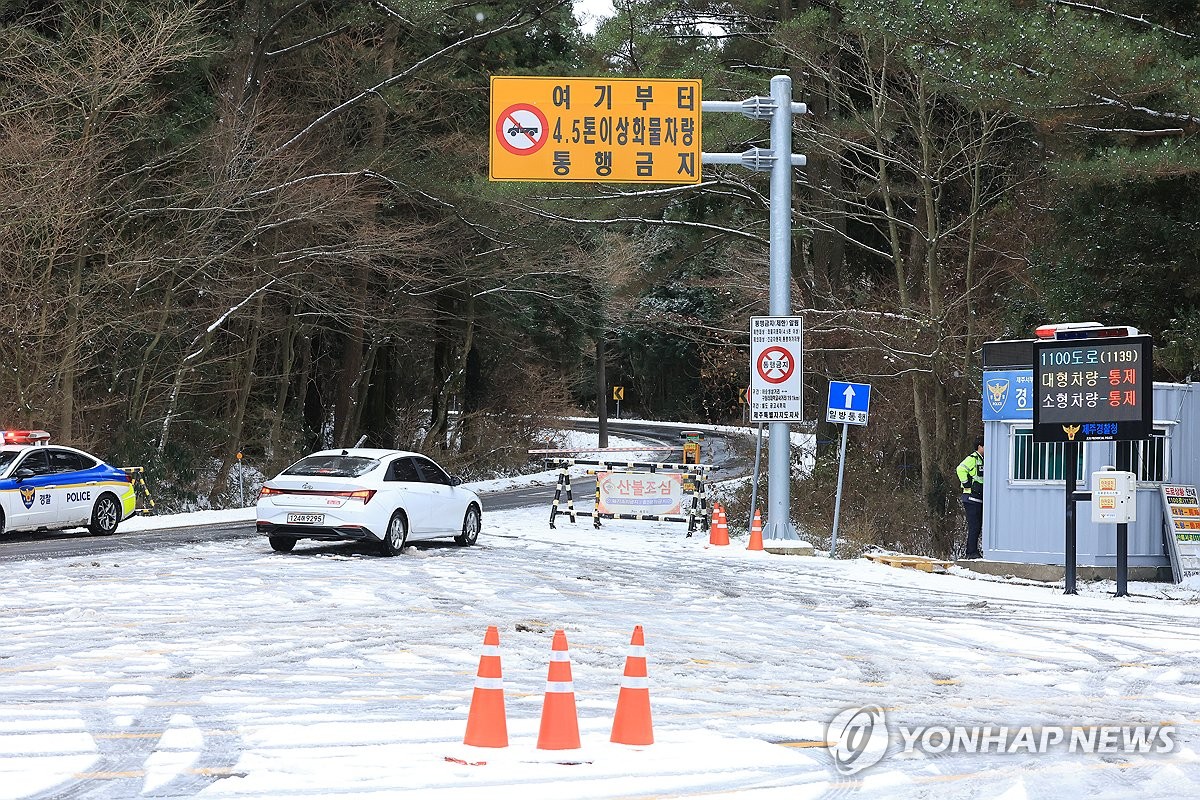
[596,471,685,516]
[749,316,803,422]
[1161,485,1200,584]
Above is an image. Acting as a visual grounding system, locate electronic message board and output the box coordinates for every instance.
[1033,335,1153,442]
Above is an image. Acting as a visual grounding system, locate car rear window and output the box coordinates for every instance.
[50,449,97,472]
[282,455,380,477]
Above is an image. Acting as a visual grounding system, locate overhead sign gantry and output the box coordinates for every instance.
[490,73,808,544]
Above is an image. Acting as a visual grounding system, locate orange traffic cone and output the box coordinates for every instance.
[463,626,508,748]
[610,625,654,745]
[748,509,764,551]
[537,629,581,750]
[711,504,730,546]
[708,502,723,545]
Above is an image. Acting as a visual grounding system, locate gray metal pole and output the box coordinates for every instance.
[749,422,765,530]
[762,74,800,541]
[701,79,806,543]
[830,423,849,557]
[1116,444,1131,597]
[597,335,608,449]
[1064,441,1078,595]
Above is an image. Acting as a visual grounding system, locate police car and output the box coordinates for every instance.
[0,430,137,536]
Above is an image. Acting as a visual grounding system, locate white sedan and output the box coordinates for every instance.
[255,448,482,556]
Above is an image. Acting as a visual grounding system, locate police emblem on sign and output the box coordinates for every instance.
[985,379,1010,414]
[20,486,36,509]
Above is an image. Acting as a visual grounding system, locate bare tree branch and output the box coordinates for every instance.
[271,2,570,156]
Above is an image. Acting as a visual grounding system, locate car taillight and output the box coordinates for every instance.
[257,486,374,503]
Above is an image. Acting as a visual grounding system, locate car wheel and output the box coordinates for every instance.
[455,505,481,547]
[88,494,121,536]
[269,536,296,553]
[0,509,5,535]
[381,511,408,556]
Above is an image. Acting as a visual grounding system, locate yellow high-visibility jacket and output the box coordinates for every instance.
[956,451,983,501]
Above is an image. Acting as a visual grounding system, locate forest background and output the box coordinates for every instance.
[1,0,1197,554]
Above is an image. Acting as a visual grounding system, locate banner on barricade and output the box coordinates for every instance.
[597,472,684,516]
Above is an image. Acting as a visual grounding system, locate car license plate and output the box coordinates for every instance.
[287,513,324,525]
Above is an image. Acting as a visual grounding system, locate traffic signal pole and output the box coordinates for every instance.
[703,75,807,541]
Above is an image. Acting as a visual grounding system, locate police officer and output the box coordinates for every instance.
[956,436,984,559]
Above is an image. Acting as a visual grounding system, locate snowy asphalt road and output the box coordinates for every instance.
[0,420,740,563]
[3,502,1200,799]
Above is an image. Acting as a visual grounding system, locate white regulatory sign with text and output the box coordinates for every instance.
[750,316,803,422]
[1162,485,1200,583]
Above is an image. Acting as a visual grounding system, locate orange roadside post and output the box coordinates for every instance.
[463,626,508,748]
[537,629,581,750]
[610,625,654,745]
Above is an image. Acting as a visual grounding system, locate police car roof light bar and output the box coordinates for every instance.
[0,429,51,445]
[1034,322,1102,339]
[1054,326,1139,340]
[1034,322,1139,341]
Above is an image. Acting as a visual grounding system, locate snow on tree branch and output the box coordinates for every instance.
[1047,0,1194,41]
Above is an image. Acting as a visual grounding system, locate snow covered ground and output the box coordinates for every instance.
[3,436,1200,798]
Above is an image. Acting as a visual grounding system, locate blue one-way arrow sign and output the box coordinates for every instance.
[826,380,871,425]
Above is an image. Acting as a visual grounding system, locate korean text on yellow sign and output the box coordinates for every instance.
[490,76,702,184]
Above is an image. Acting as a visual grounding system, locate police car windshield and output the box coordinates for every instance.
[282,455,379,477]
[0,451,18,473]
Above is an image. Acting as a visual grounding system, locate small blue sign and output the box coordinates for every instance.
[827,381,871,426]
[983,369,1034,420]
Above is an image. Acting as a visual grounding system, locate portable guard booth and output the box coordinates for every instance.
[982,338,1200,569]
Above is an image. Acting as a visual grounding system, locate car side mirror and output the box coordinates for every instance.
[450,476,462,486]
[13,468,34,481]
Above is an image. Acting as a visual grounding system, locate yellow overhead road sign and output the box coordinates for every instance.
[490,76,702,184]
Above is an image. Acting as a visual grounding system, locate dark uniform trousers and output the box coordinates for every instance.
[963,499,983,559]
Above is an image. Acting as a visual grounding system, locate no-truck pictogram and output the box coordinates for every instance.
[495,103,549,156]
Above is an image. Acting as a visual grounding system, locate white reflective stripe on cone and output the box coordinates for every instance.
[479,645,500,656]
[545,681,574,693]
[625,646,646,658]
[474,677,504,690]
[619,676,650,689]
[548,651,571,662]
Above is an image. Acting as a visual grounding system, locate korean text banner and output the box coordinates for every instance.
[597,472,684,516]
[490,76,702,184]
